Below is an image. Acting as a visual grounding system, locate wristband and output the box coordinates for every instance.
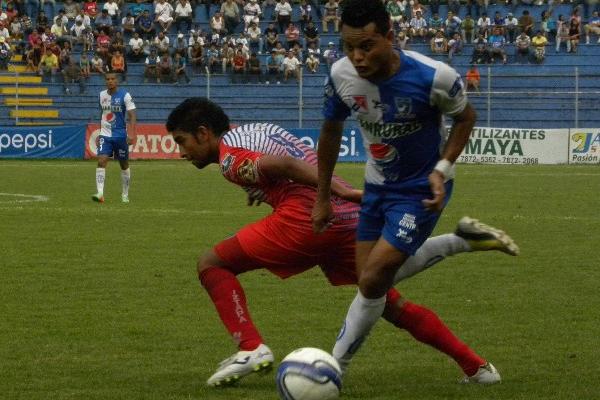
[434,159,453,179]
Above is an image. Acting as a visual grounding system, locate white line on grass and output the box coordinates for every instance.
[0,206,242,216]
[0,193,49,204]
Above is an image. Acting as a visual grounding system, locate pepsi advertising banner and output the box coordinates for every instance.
[288,128,366,162]
[0,125,86,159]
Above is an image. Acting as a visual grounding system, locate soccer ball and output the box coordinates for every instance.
[276,347,342,400]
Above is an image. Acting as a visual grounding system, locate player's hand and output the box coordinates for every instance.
[126,136,134,145]
[311,199,334,234]
[422,170,445,212]
[340,188,363,204]
[247,193,262,207]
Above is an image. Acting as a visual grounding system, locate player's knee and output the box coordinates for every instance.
[196,250,224,278]
[358,269,389,299]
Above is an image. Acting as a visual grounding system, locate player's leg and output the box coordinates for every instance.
[93,136,111,203]
[382,289,500,384]
[116,138,131,203]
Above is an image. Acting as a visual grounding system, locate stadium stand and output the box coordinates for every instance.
[0,1,598,128]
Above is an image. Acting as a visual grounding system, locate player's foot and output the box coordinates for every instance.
[121,194,129,203]
[92,193,104,203]
[206,343,274,387]
[455,216,520,256]
[461,362,501,384]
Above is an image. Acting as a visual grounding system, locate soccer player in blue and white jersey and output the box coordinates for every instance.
[313,0,502,384]
[93,73,137,203]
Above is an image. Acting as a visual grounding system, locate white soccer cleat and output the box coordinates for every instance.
[455,217,520,256]
[461,362,501,384]
[121,194,129,203]
[91,193,104,203]
[206,343,274,387]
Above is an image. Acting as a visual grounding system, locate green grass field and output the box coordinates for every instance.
[1,160,599,400]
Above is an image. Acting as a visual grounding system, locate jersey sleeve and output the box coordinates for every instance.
[430,63,468,117]
[219,143,268,187]
[124,92,136,111]
[322,75,351,122]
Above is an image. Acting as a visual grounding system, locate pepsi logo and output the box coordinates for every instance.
[105,112,115,122]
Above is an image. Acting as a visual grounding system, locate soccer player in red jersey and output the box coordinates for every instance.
[166,98,519,387]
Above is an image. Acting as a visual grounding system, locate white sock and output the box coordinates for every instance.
[96,168,105,195]
[393,233,470,284]
[121,168,130,197]
[332,290,386,372]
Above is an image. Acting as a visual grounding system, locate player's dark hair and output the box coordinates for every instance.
[166,97,230,137]
[340,0,390,35]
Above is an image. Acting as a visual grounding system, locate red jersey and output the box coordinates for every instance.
[218,123,359,225]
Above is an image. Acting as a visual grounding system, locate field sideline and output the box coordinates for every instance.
[1,160,598,400]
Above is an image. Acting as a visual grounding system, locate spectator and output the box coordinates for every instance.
[155,0,174,32]
[531,30,548,63]
[154,31,170,54]
[0,36,11,70]
[70,19,86,45]
[157,52,173,82]
[306,40,321,58]
[109,30,126,55]
[231,48,246,82]
[53,10,68,27]
[137,9,155,41]
[514,31,531,63]
[396,30,409,49]
[264,22,280,50]
[585,11,600,43]
[397,14,410,32]
[246,51,262,83]
[210,12,226,35]
[284,22,300,49]
[465,64,480,93]
[448,0,461,15]
[188,29,204,58]
[504,12,518,43]
[90,52,105,73]
[410,0,425,19]
[243,0,261,31]
[79,52,91,78]
[387,0,406,31]
[205,43,220,73]
[303,20,319,50]
[58,40,72,67]
[121,12,136,36]
[62,57,85,94]
[493,11,504,28]
[461,14,475,43]
[298,0,312,32]
[189,41,204,72]
[75,9,91,30]
[322,41,338,70]
[144,48,159,82]
[173,33,187,58]
[221,0,240,35]
[447,32,463,63]
[96,29,111,62]
[477,12,491,37]
[103,0,120,23]
[128,0,148,19]
[322,0,340,33]
[128,31,144,61]
[430,30,447,54]
[38,47,58,81]
[246,21,263,54]
[175,0,193,33]
[444,10,462,38]
[83,28,94,52]
[36,11,49,30]
[110,49,127,82]
[410,10,427,42]
[428,12,443,37]
[273,40,286,57]
[173,52,191,84]
[274,0,292,33]
[519,10,534,36]
[471,33,489,63]
[487,26,507,63]
[282,49,300,82]
[568,19,581,53]
[83,0,98,18]
[219,42,232,73]
[265,48,281,84]
[305,51,319,73]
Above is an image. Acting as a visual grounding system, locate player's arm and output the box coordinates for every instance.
[257,154,362,203]
[127,109,137,144]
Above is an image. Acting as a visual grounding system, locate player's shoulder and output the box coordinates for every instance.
[99,89,108,97]
[402,50,461,87]
[330,56,357,82]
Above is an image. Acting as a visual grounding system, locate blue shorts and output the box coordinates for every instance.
[97,136,129,160]
[356,179,454,255]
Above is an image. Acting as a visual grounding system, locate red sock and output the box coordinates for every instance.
[386,292,485,376]
[200,266,263,351]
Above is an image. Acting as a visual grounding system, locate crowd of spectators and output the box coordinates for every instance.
[0,0,599,85]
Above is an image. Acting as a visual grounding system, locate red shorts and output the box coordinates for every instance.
[214,213,358,286]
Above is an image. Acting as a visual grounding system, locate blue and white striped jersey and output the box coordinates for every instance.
[99,88,136,138]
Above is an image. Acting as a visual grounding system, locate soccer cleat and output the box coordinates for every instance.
[206,343,274,387]
[121,194,129,204]
[461,362,501,384]
[455,217,520,256]
[92,193,104,203]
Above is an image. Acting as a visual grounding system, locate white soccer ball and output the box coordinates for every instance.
[276,347,342,400]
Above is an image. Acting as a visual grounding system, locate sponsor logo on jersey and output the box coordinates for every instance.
[237,159,258,184]
[372,99,390,113]
[369,143,397,163]
[104,112,116,123]
[221,153,235,173]
[396,213,416,243]
[359,119,422,139]
[351,95,369,113]
[448,76,463,98]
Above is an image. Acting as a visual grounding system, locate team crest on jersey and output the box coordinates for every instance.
[394,97,415,119]
[221,153,235,174]
[372,99,390,113]
[237,159,258,184]
[351,96,369,113]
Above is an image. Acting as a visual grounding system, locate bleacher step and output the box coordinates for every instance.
[15,121,65,126]
[1,87,48,95]
[10,109,59,119]
[4,98,53,106]
[0,75,42,84]
[8,65,29,73]
[10,54,23,62]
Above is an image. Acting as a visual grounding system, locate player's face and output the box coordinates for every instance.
[171,129,217,169]
[341,22,396,81]
[105,75,118,90]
